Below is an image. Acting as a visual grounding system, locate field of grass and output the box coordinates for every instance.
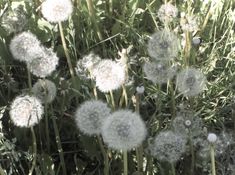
[0,0,235,174]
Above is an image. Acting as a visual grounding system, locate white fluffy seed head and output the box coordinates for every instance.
[158,3,178,23]
[176,68,206,97]
[32,79,57,104]
[136,86,145,94]
[207,133,217,143]
[143,61,176,84]
[101,110,147,151]
[93,59,126,93]
[28,47,59,78]
[9,95,44,127]
[75,100,111,135]
[147,30,179,61]
[41,0,73,23]
[180,14,198,32]
[9,31,43,62]
[151,130,187,163]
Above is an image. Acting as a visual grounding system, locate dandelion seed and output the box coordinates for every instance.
[93,59,126,93]
[28,47,59,78]
[101,110,147,151]
[147,30,179,61]
[76,53,101,79]
[9,31,43,62]
[75,100,111,135]
[151,130,187,163]
[9,95,44,127]
[32,79,57,104]
[41,0,73,23]
[157,3,178,23]
[176,68,206,97]
[143,61,176,84]
[180,13,198,32]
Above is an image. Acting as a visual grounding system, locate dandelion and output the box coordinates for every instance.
[9,95,44,127]
[157,3,178,23]
[151,130,187,163]
[28,47,59,78]
[32,79,57,103]
[101,110,147,151]
[76,53,101,79]
[172,109,204,139]
[176,68,206,97]
[147,30,179,61]
[75,100,111,135]
[180,13,198,32]
[41,0,73,23]
[143,61,176,84]
[9,31,43,62]
[93,59,126,93]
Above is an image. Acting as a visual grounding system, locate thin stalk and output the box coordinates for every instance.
[58,22,75,79]
[184,31,191,67]
[123,150,128,175]
[169,81,176,118]
[210,144,216,175]
[170,162,176,175]
[28,127,37,175]
[109,0,113,14]
[52,115,67,175]
[27,65,32,93]
[97,136,109,175]
[45,102,50,153]
[86,0,103,40]
[109,90,115,110]
[189,132,195,175]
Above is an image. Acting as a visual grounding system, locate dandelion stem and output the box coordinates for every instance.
[52,115,67,175]
[210,144,216,175]
[170,162,176,175]
[189,132,195,175]
[123,150,128,175]
[109,90,115,110]
[169,81,176,118]
[27,65,32,93]
[97,135,109,175]
[45,102,50,153]
[58,22,76,84]
[29,127,37,175]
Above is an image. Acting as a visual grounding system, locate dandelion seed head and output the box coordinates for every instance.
[158,3,178,23]
[136,86,145,94]
[93,59,126,93]
[32,79,57,104]
[143,61,176,84]
[9,31,43,62]
[151,130,187,163]
[147,30,179,61]
[101,110,147,151]
[180,14,198,32]
[10,95,44,127]
[75,100,111,135]
[176,68,206,97]
[41,0,73,23]
[28,47,59,78]
[207,133,217,143]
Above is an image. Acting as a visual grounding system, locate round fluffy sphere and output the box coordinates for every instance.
[101,110,147,151]
[32,79,57,103]
[176,68,206,97]
[41,0,73,23]
[28,47,59,78]
[9,95,44,127]
[9,31,43,62]
[147,30,179,61]
[158,3,178,23]
[180,14,198,32]
[75,100,111,135]
[207,133,217,143]
[143,61,176,84]
[93,59,126,93]
[151,130,187,163]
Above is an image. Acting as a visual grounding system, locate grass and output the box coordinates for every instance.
[0,0,235,174]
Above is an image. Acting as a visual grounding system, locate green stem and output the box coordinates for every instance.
[123,150,128,175]
[29,127,37,175]
[97,136,109,175]
[58,22,75,80]
[210,144,216,175]
[45,102,50,153]
[171,162,176,175]
[27,65,32,93]
[189,132,195,175]
[52,115,67,175]
[169,81,176,118]
[109,90,115,110]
